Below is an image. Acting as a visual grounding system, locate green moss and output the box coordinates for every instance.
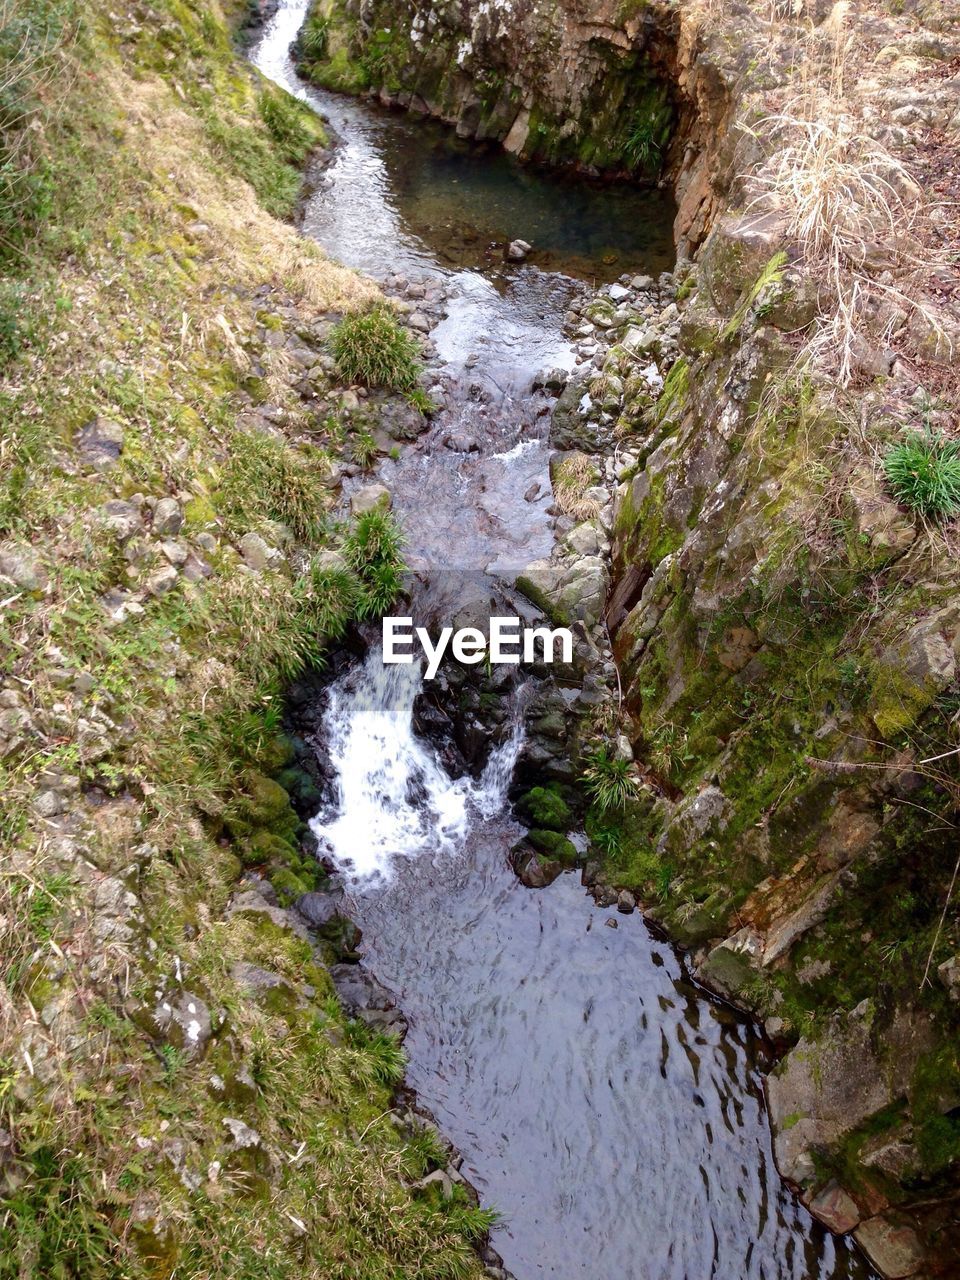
[870,658,943,738]
[515,785,572,831]
[527,829,578,864]
[911,1047,960,1177]
[269,866,312,905]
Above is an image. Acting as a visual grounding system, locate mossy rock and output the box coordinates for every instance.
[252,733,296,774]
[276,763,325,813]
[515,785,572,831]
[656,888,732,946]
[697,943,759,1004]
[241,828,298,868]
[527,829,578,865]
[269,866,313,906]
[229,771,300,841]
[183,494,216,528]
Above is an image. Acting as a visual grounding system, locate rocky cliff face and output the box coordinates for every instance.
[300,0,750,253]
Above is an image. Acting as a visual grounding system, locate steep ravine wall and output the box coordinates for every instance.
[298,0,745,254]
[296,1,960,1275]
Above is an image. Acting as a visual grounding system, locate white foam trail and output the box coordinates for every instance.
[310,646,524,883]
[491,438,538,463]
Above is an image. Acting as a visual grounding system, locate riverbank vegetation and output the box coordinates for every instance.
[0,0,489,1275]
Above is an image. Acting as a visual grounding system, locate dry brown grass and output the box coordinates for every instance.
[553,451,602,520]
[116,73,377,316]
[739,3,948,382]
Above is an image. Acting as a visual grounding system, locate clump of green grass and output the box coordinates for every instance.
[883,431,960,521]
[298,8,329,59]
[349,426,378,469]
[0,0,69,269]
[217,429,329,540]
[583,746,638,813]
[204,112,304,220]
[257,84,323,166]
[343,509,406,618]
[331,307,422,395]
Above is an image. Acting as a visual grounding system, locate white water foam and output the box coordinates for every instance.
[491,438,538,463]
[310,645,524,883]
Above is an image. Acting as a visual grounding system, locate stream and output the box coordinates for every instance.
[250,7,873,1278]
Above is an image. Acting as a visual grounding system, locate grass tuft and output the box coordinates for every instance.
[583,746,639,814]
[331,307,422,395]
[883,432,960,521]
[217,430,329,541]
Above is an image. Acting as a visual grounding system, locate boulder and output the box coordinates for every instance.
[806,1181,860,1235]
[938,952,960,1002]
[846,468,916,568]
[767,1002,935,1186]
[153,497,184,536]
[511,846,563,888]
[853,1217,925,1279]
[151,991,211,1061]
[238,531,274,571]
[331,963,407,1037]
[351,484,392,516]
[77,417,124,471]
[0,541,48,592]
[505,239,532,262]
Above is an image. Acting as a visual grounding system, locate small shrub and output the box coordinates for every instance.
[299,564,358,638]
[331,307,422,394]
[583,746,638,813]
[624,114,663,172]
[552,452,600,520]
[0,280,27,363]
[298,10,329,59]
[883,432,960,521]
[348,427,377,469]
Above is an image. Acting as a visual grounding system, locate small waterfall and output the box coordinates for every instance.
[310,643,525,883]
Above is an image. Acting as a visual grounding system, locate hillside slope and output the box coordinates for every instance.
[0,2,490,1275]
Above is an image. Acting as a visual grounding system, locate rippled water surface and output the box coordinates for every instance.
[251,8,874,1278]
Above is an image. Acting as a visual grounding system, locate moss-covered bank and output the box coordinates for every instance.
[0,0,490,1274]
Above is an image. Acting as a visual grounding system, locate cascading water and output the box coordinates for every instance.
[251,6,876,1277]
[311,645,524,882]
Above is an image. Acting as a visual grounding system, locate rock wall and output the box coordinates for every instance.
[299,0,746,253]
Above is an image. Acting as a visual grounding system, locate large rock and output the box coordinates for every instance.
[517,555,607,627]
[872,605,960,737]
[351,484,392,515]
[767,1002,935,1186]
[152,497,183,536]
[846,468,916,568]
[151,991,212,1061]
[76,417,124,471]
[550,372,603,452]
[330,963,407,1037]
[853,1217,925,1279]
[806,1181,860,1235]
[0,541,48,592]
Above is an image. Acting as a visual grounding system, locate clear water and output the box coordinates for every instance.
[251,0,676,284]
[250,8,874,1278]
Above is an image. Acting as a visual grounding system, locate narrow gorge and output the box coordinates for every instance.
[0,0,958,1278]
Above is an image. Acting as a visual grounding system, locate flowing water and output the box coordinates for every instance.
[250,9,874,1277]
